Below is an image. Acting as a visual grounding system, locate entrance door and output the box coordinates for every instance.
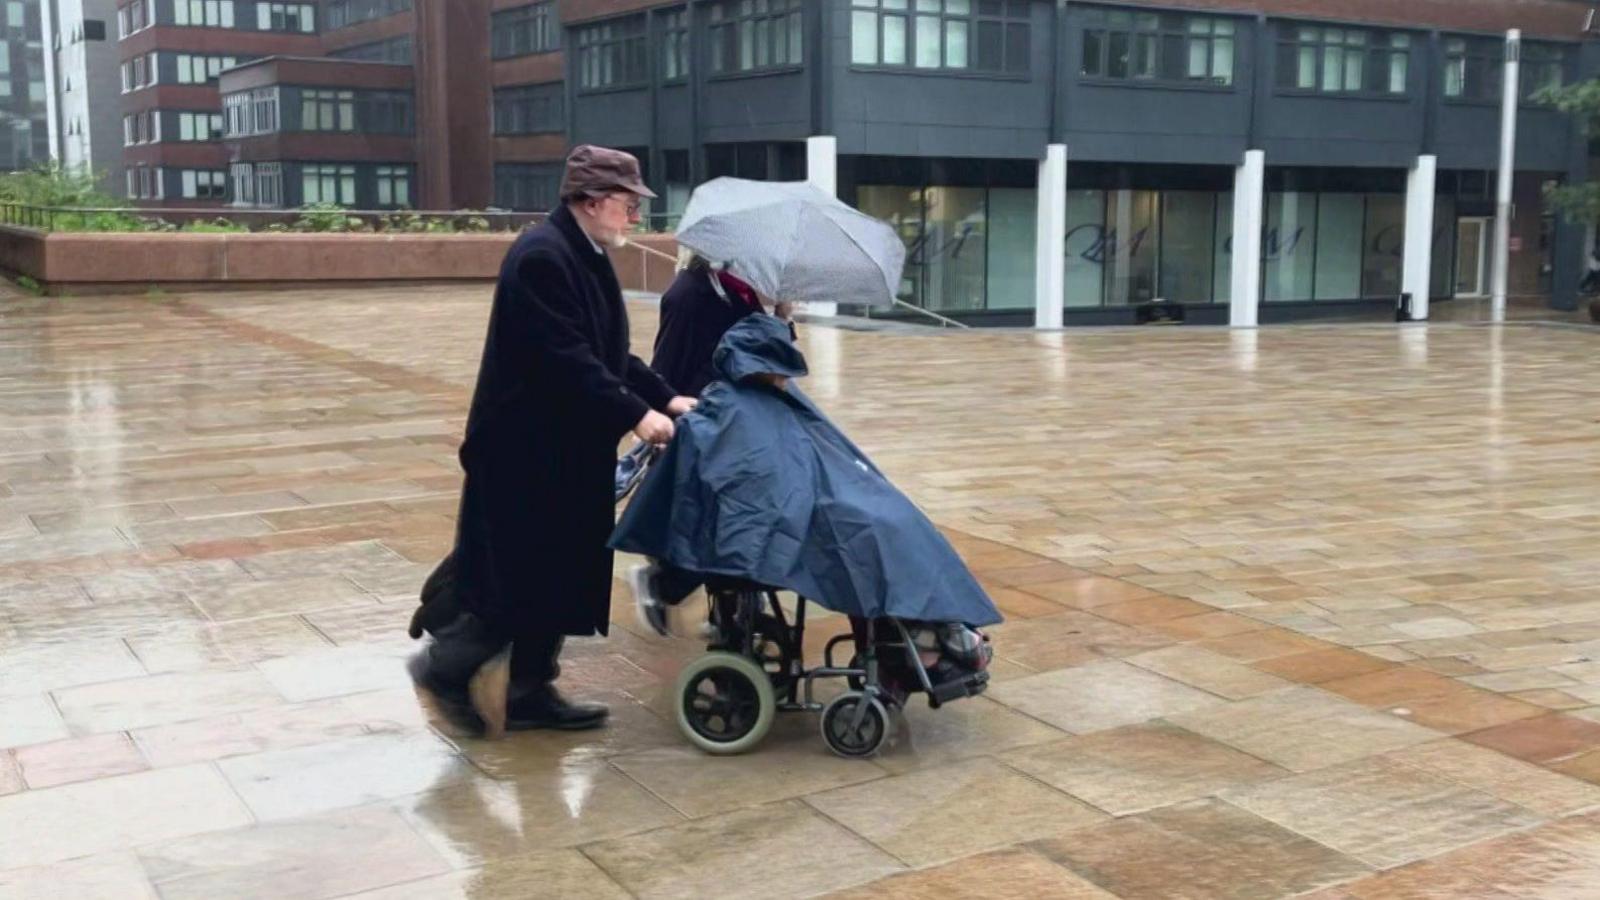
[1456,218,1490,297]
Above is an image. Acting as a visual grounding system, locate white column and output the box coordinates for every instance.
[1402,154,1438,320]
[1034,143,1067,329]
[1229,150,1265,328]
[1492,29,1521,323]
[806,135,838,197]
[805,135,839,317]
[39,0,60,163]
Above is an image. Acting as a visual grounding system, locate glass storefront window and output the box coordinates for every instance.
[1160,192,1216,304]
[922,187,988,312]
[1362,194,1405,297]
[1431,195,1456,299]
[1104,189,1158,305]
[1213,195,1232,303]
[1064,189,1105,308]
[987,188,1036,309]
[858,185,925,305]
[1313,193,1363,299]
[1264,192,1316,301]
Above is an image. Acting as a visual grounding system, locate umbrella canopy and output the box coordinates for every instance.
[674,178,907,309]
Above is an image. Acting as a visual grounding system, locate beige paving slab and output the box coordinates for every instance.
[1221,755,1545,868]
[804,757,1108,867]
[139,804,451,900]
[1005,721,1290,816]
[0,852,160,900]
[582,800,904,899]
[988,659,1229,734]
[52,667,285,734]
[341,850,632,900]
[14,731,149,789]
[1126,644,1294,700]
[1168,686,1442,772]
[0,763,253,869]
[217,731,474,822]
[0,694,70,749]
[820,848,1117,900]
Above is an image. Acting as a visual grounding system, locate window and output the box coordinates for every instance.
[325,0,409,30]
[495,163,562,211]
[255,2,314,31]
[359,90,413,133]
[122,110,158,144]
[177,112,224,141]
[1444,38,1564,103]
[710,0,803,74]
[329,36,412,64]
[175,54,240,83]
[181,169,227,199]
[493,83,562,135]
[126,165,163,200]
[662,9,689,81]
[1081,9,1235,86]
[230,163,254,204]
[256,162,282,206]
[121,52,157,91]
[300,88,355,131]
[851,0,1027,73]
[375,165,410,207]
[84,19,107,40]
[1277,25,1409,95]
[224,87,279,135]
[173,0,236,28]
[491,2,557,59]
[118,0,152,37]
[301,164,356,206]
[576,15,647,90]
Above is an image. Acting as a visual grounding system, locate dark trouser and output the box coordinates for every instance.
[654,561,705,606]
[424,612,563,693]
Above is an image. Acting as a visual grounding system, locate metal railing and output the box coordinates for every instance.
[0,203,547,233]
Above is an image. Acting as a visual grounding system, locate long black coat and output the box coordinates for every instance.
[454,205,674,639]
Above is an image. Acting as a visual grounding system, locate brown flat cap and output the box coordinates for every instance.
[559,145,657,200]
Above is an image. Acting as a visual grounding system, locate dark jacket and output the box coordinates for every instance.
[612,315,1002,627]
[650,267,763,397]
[453,204,674,638]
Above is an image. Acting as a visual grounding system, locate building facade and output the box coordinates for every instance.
[2,0,51,171]
[562,0,1600,321]
[48,0,122,190]
[107,0,1600,319]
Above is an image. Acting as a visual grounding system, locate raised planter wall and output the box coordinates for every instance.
[0,226,681,296]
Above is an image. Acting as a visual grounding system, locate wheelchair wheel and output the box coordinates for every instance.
[674,651,776,755]
[820,691,892,759]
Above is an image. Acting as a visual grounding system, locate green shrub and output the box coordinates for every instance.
[182,218,248,233]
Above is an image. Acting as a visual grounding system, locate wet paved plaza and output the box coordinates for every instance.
[2,285,1600,898]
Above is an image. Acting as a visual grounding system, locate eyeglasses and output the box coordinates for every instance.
[604,194,642,215]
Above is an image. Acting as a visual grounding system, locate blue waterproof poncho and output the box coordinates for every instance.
[609,315,1001,627]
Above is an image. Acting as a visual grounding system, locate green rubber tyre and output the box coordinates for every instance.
[674,651,777,755]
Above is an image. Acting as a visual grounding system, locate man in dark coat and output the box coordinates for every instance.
[408,145,695,737]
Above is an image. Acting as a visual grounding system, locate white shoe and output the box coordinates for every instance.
[628,564,670,637]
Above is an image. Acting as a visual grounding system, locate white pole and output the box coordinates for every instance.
[1491,29,1520,323]
[804,136,839,317]
[1034,143,1067,329]
[1402,154,1438,320]
[1229,150,1265,328]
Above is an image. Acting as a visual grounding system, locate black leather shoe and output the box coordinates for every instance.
[506,687,609,731]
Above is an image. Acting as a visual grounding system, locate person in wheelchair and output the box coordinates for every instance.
[610,313,1001,698]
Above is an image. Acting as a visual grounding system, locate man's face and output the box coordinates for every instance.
[587,192,642,247]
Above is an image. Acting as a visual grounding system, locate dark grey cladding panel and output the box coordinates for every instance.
[571,88,652,147]
[656,84,692,147]
[1435,104,1571,172]
[848,122,1049,159]
[1063,131,1246,166]
[698,70,812,143]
